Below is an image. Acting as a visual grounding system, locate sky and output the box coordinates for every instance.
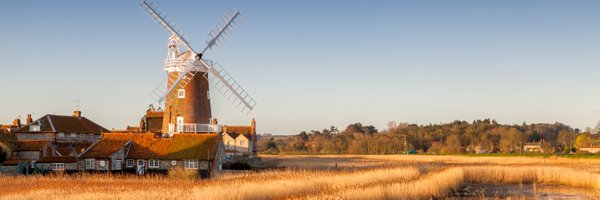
[1,1,600,135]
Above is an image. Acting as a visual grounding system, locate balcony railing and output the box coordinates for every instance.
[168,123,221,134]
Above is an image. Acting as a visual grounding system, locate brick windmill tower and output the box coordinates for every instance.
[142,1,257,136]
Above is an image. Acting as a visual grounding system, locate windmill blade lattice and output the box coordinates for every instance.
[200,60,256,114]
[202,8,243,54]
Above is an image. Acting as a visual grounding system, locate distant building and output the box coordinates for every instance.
[523,140,544,153]
[79,132,225,178]
[579,146,600,154]
[221,118,257,159]
[14,111,108,142]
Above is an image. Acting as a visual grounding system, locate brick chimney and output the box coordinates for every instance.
[73,110,82,118]
[12,118,21,128]
[26,114,32,125]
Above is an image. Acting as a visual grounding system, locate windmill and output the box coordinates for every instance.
[140,0,256,135]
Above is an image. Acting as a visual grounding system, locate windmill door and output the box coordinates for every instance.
[176,116,184,132]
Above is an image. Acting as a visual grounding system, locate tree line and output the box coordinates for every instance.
[257,119,599,154]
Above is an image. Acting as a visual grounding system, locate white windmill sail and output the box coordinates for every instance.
[141,0,256,114]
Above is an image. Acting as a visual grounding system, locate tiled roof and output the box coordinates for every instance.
[38,156,77,163]
[100,133,219,160]
[15,114,108,134]
[80,137,130,158]
[145,111,164,118]
[55,142,94,156]
[14,140,49,151]
[223,126,253,134]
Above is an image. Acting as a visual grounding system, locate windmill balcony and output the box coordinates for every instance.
[168,123,221,134]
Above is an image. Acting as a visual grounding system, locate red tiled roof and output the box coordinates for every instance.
[14,140,49,151]
[100,133,219,160]
[38,156,77,163]
[80,138,130,158]
[146,111,164,118]
[54,142,94,156]
[15,114,108,134]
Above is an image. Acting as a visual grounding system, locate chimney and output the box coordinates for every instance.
[73,110,82,118]
[251,118,256,135]
[12,118,21,128]
[26,114,32,125]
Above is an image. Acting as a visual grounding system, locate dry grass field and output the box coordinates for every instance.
[1,155,600,199]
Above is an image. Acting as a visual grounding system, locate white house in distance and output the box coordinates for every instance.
[221,119,257,159]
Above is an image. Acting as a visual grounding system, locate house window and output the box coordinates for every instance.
[227,141,230,147]
[85,159,95,170]
[71,133,76,138]
[185,160,198,169]
[99,160,106,167]
[126,159,134,168]
[30,124,41,132]
[115,160,122,170]
[58,133,65,138]
[51,163,65,170]
[240,141,244,146]
[137,160,145,167]
[177,89,185,99]
[149,159,159,168]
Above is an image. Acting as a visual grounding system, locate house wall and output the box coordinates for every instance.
[580,148,600,154]
[37,163,78,171]
[16,133,54,141]
[78,159,110,171]
[55,134,100,142]
[0,166,18,175]
[223,134,250,156]
[110,147,128,170]
[15,151,41,160]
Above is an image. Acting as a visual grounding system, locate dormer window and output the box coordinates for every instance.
[177,89,185,99]
[30,124,41,132]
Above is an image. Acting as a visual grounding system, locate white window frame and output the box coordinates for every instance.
[185,160,199,169]
[115,159,122,170]
[58,133,65,138]
[176,117,184,126]
[51,163,65,171]
[177,89,185,99]
[99,160,106,167]
[137,159,145,167]
[149,159,159,168]
[85,159,95,170]
[126,159,134,168]
[71,133,76,138]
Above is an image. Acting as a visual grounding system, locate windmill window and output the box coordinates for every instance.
[177,89,185,99]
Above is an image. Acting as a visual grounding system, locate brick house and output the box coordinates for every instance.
[80,132,225,178]
[14,111,108,142]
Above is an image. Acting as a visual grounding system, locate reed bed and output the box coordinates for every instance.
[1,155,600,200]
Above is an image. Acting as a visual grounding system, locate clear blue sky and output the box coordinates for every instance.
[1,1,600,134]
